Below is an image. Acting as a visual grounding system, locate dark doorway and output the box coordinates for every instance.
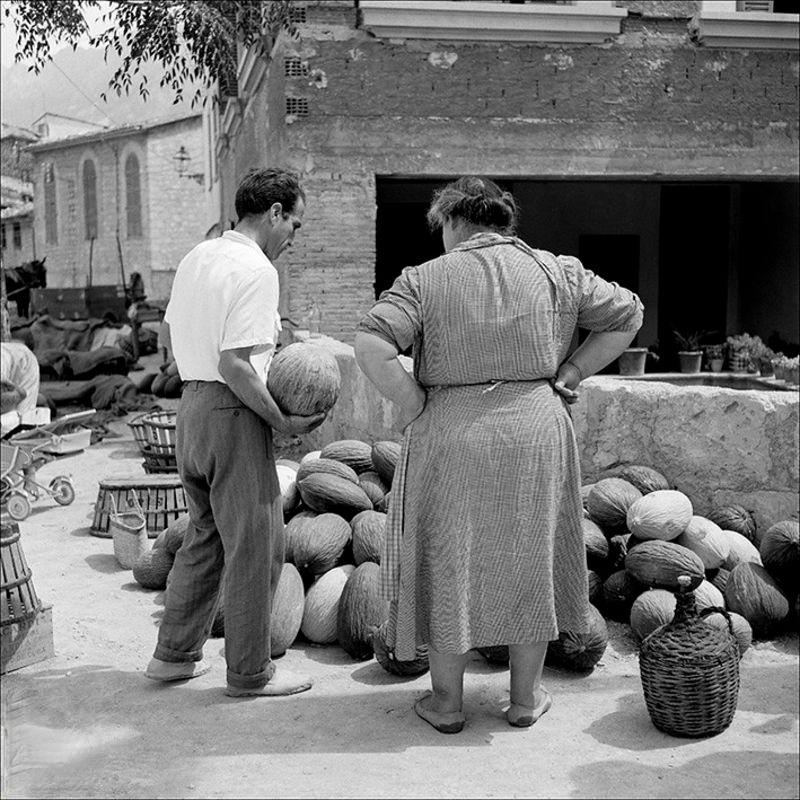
[658,184,731,366]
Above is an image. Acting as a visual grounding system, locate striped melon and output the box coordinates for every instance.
[336,562,388,660]
[266,342,341,415]
[625,540,705,590]
[320,440,374,474]
[358,470,388,507]
[371,441,402,485]
[291,512,351,576]
[297,473,373,519]
[676,516,730,570]
[296,457,359,486]
[587,478,642,532]
[271,563,305,657]
[351,510,387,566]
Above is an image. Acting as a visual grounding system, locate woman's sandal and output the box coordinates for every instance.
[506,687,553,728]
[414,691,466,734]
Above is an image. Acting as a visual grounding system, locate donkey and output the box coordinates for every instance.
[2,257,47,319]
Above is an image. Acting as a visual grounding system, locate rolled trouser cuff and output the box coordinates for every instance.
[226,660,275,690]
[153,643,204,663]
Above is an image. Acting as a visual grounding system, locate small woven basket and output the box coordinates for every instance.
[110,493,148,569]
[141,444,178,474]
[639,576,740,738]
[127,413,151,453]
[728,351,750,373]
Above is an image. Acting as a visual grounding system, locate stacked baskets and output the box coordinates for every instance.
[128,411,177,474]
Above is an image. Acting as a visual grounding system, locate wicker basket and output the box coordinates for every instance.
[639,576,740,738]
[110,493,148,569]
[142,444,178,474]
[1,521,42,627]
[128,413,151,453]
[143,411,177,449]
[728,351,751,373]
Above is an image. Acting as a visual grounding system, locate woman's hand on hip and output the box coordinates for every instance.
[553,361,582,405]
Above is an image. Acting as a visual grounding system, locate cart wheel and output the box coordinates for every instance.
[6,492,31,521]
[50,477,76,506]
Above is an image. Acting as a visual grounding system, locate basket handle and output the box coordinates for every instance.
[698,605,736,637]
[128,490,145,519]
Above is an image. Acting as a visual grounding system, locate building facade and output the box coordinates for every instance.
[27,113,216,303]
[210,0,799,352]
[1,124,39,269]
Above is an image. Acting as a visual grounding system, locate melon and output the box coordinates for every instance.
[676,516,730,570]
[702,610,753,658]
[277,463,300,515]
[721,529,762,571]
[284,511,318,565]
[320,440,374,474]
[152,514,190,555]
[545,604,608,671]
[336,561,388,660]
[296,457,359,486]
[351,510,387,566]
[583,518,609,572]
[587,478,642,532]
[291,512,351,576]
[376,491,392,514]
[372,620,429,676]
[371,441,402,486]
[607,534,631,573]
[706,504,758,543]
[626,490,693,541]
[270,563,305,657]
[579,484,594,512]
[358,471,388,507]
[625,539,705,591]
[630,589,676,641]
[132,547,174,589]
[759,520,799,592]
[694,579,725,611]
[477,646,510,665]
[724,562,790,639]
[615,464,671,495]
[601,569,646,623]
[711,567,732,595]
[300,450,321,464]
[587,569,604,606]
[301,565,354,644]
[297,473,373,519]
[266,342,341,416]
[276,458,301,470]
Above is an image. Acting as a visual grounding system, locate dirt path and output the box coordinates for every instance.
[2,414,798,799]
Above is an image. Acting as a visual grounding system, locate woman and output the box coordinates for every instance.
[354,177,643,733]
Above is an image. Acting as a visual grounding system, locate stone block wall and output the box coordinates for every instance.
[285,338,799,532]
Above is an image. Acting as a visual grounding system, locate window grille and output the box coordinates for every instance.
[83,159,98,240]
[125,154,143,238]
[44,162,57,244]
[12,222,21,249]
[289,5,307,23]
[286,97,309,116]
[285,57,308,77]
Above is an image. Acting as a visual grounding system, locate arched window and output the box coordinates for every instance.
[125,153,142,238]
[44,162,57,244]
[83,159,98,239]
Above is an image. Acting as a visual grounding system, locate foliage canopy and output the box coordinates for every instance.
[3,0,297,106]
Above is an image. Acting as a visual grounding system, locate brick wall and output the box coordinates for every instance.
[217,1,799,344]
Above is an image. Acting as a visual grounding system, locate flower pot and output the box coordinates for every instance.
[678,351,702,374]
[618,348,648,376]
[757,358,774,377]
[728,352,749,373]
[709,358,724,373]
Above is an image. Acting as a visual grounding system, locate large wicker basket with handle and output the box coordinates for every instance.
[639,575,740,738]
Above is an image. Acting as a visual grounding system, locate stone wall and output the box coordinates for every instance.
[286,337,800,532]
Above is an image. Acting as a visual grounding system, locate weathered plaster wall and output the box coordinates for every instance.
[288,337,799,533]
[218,2,799,343]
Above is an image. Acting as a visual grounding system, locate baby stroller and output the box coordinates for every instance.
[0,411,93,521]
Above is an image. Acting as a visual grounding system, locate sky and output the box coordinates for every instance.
[1,1,109,68]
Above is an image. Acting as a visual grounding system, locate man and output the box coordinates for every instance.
[145,168,325,696]
[1,341,41,436]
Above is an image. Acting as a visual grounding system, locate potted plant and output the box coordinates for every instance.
[773,353,788,382]
[786,356,800,387]
[618,346,658,376]
[726,333,762,373]
[673,330,703,374]
[703,344,725,373]
[751,340,775,377]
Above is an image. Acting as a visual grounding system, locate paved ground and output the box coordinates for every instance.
[1,393,798,799]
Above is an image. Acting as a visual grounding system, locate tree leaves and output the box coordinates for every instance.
[3,0,297,107]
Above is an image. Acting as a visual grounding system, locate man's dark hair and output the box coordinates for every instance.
[235,168,305,221]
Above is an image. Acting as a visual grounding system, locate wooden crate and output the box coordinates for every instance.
[91,476,187,538]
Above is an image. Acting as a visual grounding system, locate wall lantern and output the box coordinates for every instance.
[173,145,204,185]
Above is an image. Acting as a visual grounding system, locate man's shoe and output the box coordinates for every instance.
[225,667,313,697]
[145,657,210,682]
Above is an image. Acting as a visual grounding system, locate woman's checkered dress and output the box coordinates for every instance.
[357,232,643,661]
